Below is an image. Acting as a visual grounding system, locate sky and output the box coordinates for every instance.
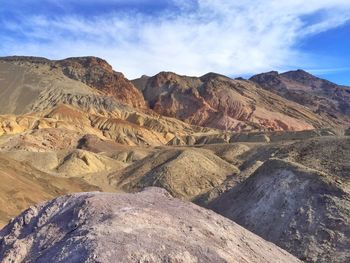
[0,0,350,85]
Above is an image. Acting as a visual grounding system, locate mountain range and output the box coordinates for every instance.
[0,56,349,263]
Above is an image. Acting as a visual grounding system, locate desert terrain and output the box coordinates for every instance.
[0,56,349,262]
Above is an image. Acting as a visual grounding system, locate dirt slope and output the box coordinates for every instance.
[0,154,99,227]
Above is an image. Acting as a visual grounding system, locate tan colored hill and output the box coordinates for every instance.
[0,57,100,114]
[133,72,338,132]
[56,149,126,177]
[0,188,300,263]
[109,148,240,200]
[0,154,99,227]
[0,56,145,111]
[250,70,350,125]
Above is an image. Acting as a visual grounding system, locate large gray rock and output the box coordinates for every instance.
[0,188,300,263]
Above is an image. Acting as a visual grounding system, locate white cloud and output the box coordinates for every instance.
[1,0,350,78]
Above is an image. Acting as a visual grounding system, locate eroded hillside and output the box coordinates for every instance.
[0,56,349,262]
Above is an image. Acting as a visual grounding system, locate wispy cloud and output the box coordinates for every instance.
[1,0,350,78]
[308,67,350,74]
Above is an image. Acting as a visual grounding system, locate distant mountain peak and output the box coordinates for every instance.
[281,69,316,81]
[200,72,229,82]
[250,68,350,123]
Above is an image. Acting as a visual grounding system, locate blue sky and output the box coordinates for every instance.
[0,0,350,85]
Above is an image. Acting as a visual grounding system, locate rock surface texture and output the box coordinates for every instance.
[0,188,300,263]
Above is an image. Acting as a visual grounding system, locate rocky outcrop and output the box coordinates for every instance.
[0,188,300,263]
[0,103,211,147]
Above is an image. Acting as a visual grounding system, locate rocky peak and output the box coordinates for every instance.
[200,72,228,82]
[55,57,146,108]
[249,71,286,92]
[58,56,113,73]
[281,69,319,83]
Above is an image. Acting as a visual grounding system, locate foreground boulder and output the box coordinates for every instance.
[0,188,299,263]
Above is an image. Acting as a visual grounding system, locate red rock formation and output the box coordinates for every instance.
[133,72,332,132]
[57,57,146,108]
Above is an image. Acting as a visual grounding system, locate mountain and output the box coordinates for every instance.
[0,188,300,263]
[0,55,350,262]
[0,56,344,141]
[0,56,146,113]
[133,71,338,132]
[250,70,350,126]
[56,57,146,108]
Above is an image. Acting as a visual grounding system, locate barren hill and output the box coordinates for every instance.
[0,55,350,262]
[109,148,240,200]
[0,56,145,112]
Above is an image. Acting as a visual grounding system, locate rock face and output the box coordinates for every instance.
[0,188,300,263]
[133,71,335,132]
[209,158,350,263]
[250,70,350,125]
